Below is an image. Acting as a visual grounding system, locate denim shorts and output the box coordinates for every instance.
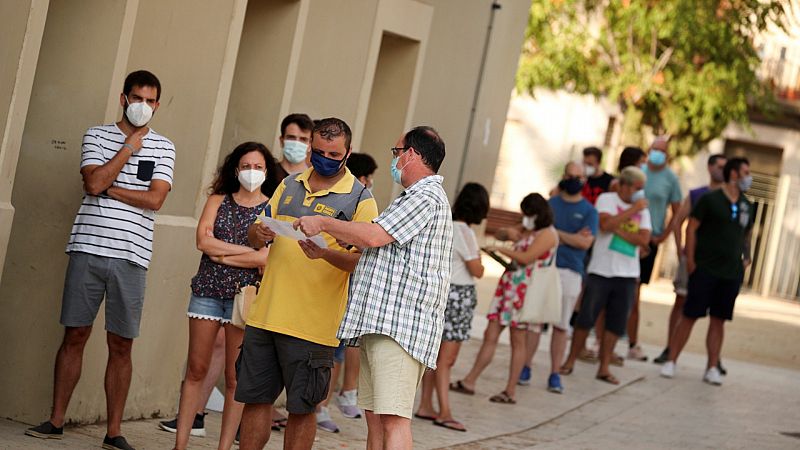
[187,294,234,323]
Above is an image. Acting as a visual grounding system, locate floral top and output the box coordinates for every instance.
[190,195,267,300]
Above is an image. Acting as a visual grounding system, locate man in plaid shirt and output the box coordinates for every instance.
[295,126,453,449]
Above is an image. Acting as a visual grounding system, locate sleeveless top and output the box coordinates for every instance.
[190,194,268,299]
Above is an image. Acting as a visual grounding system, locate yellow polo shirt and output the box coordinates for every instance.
[246,168,379,346]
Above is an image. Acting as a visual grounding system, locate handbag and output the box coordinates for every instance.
[232,283,258,329]
[519,230,562,324]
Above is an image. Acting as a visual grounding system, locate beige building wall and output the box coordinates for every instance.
[0,0,529,424]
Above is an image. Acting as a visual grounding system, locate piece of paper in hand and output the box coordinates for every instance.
[257,215,328,248]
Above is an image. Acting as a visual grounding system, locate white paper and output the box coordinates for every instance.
[257,216,328,248]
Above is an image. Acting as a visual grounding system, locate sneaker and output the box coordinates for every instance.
[660,361,676,378]
[627,345,648,361]
[547,373,564,394]
[703,367,722,386]
[653,348,670,364]
[25,421,63,440]
[336,389,362,418]
[518,365,532,386]
[316,406,340,433]
[158,412,206,437]
[717,360,727,376]
[102,435,135,450]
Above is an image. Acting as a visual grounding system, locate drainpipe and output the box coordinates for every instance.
[455,0,502,190]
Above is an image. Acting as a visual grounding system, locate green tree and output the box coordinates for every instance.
[516,0,787,155]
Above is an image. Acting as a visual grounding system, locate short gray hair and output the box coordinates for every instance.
[619,166,646,186]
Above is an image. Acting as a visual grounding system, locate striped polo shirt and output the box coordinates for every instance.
[65,124,176,269]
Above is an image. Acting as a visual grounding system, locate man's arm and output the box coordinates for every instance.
[81,127,148,195]
[107,180,171,211]
[297,240,362,272]
[312,219,395,249]
[671,196,691,253]
[685,217,700,274]
[556,228,594,250]
[614,227,651,247]
[654,201,682,244]
[743,226,753,269]
[599,199,648,232]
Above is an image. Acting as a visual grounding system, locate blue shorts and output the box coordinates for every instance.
[187,294,234,323]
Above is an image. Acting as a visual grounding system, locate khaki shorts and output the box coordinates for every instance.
[557,268,583,330]
[358,334,425,419]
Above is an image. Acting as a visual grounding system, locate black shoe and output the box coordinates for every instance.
[158,412,206,437]
[25,421,63,440]
[102,435,135,450]
[717,360,727,376]
[653,348,670,364]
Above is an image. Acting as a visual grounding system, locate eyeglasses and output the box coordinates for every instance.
[730,202,738,221]
[390,146,410,157]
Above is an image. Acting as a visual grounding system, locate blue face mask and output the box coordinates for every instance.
[631,189,646,202]
[311,150,346,177]
[648,149,667,166]
[390,156,403,184]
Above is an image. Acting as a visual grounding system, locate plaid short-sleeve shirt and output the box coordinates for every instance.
[337,175,453,369]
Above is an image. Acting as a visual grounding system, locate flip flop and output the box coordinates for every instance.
[449,380,475,396]
[595,373,620,385]
[433,419,467,432]
[414,413,437,421]
[271,421,281,431]
[559,365,574,375]
[489,391,516,404]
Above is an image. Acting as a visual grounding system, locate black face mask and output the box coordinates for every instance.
[559,177,584,195]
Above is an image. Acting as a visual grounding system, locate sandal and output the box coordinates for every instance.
[595,373,620,385]
[414,413,437,421]
[489,391,516,404]
[559,365,573,375]
[433,419,467,432]
[449,380,475,396]
[611,353,625,367]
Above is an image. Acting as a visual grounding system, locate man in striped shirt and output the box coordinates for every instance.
[26,70,175,450]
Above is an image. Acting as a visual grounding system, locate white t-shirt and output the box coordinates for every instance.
[450,221,480,285]
[65,124,176,269]
[587,192,651,279]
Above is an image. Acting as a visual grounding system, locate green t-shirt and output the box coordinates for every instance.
[691,189,754,280]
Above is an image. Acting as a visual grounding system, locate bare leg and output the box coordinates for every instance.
[593,311,606,352]
[549,327,568,374]
[322,361,342,406]
[523,330,541,368]
[416,370,437,418]
[284,413,316,449]
[667,315,697,362]
[50,326,92,427]
[175,319,220,449]
[626,284,641,347]
[460,320,504,390]
[434,341,461,423]
[666,295,686,351]
[217,324,244,450]
[197,327,226,414]
[562,327,590,371]
[381,414,413,450]
[342,346,360,392]
[239,403,272,450]
[503,328,528,398]
[706,317,725,370]
[597,330,619,379]
[365,410,383,450]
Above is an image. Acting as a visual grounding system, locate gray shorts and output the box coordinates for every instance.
[60,252,147,339]
[234,326,334,414]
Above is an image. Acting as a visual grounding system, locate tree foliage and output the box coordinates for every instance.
[516,0,788,155]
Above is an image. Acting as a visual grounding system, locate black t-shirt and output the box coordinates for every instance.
[582,172,615,205]
[692,189,754,280]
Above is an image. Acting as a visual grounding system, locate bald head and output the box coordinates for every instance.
[564,161,584,178]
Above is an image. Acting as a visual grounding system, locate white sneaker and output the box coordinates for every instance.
[660,361,676,378]
[703,367,723,386]
[336,389,362,418]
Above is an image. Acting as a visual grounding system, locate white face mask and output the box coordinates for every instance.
[584,165,596,177]
[125,97,154,127]
[283,140,308,164]
[238,169,266,192]
[522,215,536,230]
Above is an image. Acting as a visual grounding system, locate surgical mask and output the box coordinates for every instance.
[584,165,597,177]
[738,175,753,192]
[648,149,667,166]
[391,156,406,185]
[559,178,584,195]
[522,215,536,230]
[631,189,646,203]
[282,140,308,164]
[238,169,266,192]
[710,167,725,183]
[639,162,648,171]
[311,151,346,177]
[125,97,153,127]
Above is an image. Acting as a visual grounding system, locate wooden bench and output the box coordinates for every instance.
[485,208,521,236]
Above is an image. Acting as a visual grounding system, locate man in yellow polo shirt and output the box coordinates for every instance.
[235,118,378,450]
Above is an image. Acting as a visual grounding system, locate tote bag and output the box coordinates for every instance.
[232,284,258,329]
[520,229,562,324]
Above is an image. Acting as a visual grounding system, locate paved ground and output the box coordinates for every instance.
[3,277,799,449]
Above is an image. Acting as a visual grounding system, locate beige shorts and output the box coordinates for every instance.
[557,268,583,330]
[358,333,426,419]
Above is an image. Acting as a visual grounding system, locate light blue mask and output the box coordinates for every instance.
[391,156,403,184]
[631,189,646,202]
[283,140,308,164]
[648,149,667,166]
